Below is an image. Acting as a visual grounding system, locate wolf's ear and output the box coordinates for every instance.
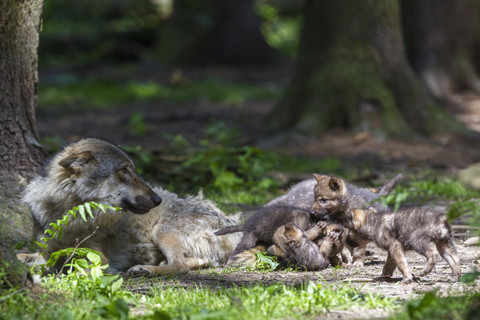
[328,177,343,192]
[58,151,95,173]
[313,173,323,183]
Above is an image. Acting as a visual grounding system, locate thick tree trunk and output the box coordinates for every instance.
[0,0,44,288]
[0,0,45,179]
[266,0,467,137]
[401,0,480,98]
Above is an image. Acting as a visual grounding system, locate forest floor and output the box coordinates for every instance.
[34,64,480,318]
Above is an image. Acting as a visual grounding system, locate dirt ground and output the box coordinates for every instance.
[35,65,480,318]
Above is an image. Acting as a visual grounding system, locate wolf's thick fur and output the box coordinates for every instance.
[109,188,242,274]
[312,175,461,282]
[267,222,344,270]
[22,138,242,275]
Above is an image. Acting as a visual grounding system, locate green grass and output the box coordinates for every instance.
[1,273,396,320]
[38,78,281,111]
[135,281,396,320]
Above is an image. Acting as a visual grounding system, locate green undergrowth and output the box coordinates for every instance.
[38,77,281,111]
[134,281,396,320]
[389,291,480,320]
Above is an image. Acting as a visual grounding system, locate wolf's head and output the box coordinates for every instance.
[53,138,162,214]
[311,174,347,218]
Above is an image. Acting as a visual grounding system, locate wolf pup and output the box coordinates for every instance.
[267,222,344,270]
[265,173,403,210]
[309,173,399,265]
[22,138,242,275]
[216,205,322,265]
[217,173,401,266]
[312,175,461,282]
[352,207,461,282]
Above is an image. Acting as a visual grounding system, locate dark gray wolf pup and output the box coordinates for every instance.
[22,138,242,275]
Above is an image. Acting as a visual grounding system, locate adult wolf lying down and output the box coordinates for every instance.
[22,138,241,275]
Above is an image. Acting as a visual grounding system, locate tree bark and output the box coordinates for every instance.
[0,0,45,179]
[0,0,44,288]
[266,0,467,137]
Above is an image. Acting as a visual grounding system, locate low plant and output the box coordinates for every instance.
[134,281,396,320]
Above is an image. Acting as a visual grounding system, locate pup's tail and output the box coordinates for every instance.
[214,225,243,236]
[376,173,403,196]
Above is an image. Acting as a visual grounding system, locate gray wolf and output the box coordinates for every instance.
[312,174,461,282]
[267,222,344,270]
[22,138,242,275]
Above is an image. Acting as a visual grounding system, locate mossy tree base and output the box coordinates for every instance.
[266,0,470,138]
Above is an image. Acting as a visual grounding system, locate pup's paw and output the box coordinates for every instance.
[315,221,328,234]
[127,265,154,276]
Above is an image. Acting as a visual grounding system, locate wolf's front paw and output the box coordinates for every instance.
[127,265,153,276]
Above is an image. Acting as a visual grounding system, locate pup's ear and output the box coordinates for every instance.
[313,173,323,183]
[328,177,344,192]
[58,151,95,173]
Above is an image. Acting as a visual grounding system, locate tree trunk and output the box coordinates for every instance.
[401,0,480,98]
[266,0,467,137]
[0,0,45,179]
[0,0,44,288]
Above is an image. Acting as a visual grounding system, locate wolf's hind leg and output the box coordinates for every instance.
[436,240,461,281]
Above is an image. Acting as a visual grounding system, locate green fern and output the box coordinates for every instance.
[36,201,121,250]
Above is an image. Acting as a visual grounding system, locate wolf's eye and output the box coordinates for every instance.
[320,198,327,203]
[120,167,128,175]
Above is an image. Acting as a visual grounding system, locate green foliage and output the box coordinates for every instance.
[40,0,160,67]
[38,78,281,111]
[254,251,280,271]
[390,291,478,320]
[255,1,301,57]
[166,121,279,204]
[138,281,395,320]
[127,111,148,136]
[36,202,121,252]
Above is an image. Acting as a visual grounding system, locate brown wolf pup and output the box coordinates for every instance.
[312,174,461,282]
[22,138,242,275]
[267,222,344,270]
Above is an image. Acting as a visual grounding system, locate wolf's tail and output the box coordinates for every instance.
[376,173,403,196]
[214,225,243,236]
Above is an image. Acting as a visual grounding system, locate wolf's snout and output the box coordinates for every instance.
[151,194,162,206]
